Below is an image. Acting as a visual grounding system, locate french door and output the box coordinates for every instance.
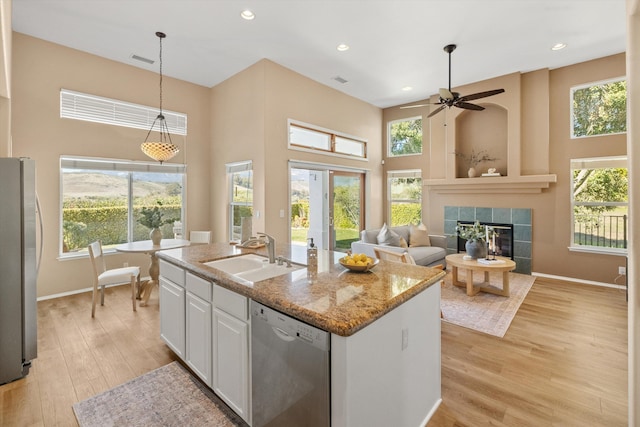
[290,164,365,252]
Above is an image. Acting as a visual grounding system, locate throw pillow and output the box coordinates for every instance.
[377,223,402,247]
[409,223,431,247]
[399,236,409,248]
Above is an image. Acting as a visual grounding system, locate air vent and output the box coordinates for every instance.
[332,76,348,84]
[131,54,155,65]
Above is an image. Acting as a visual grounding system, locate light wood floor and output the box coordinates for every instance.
[0,277,628,426]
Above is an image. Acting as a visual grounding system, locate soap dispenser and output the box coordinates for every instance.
[307,238,318,281]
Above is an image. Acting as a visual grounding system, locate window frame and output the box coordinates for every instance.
[227,161,253,242]
[569,156,628,255]
[288,120,368,160]
[387,169,422,226]
[387,116,423,158]
[59,156,186,259]
[570,77,627,139]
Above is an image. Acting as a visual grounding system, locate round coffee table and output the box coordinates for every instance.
[445,253,516,297]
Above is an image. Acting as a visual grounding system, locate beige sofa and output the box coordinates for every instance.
[350,225,447,267]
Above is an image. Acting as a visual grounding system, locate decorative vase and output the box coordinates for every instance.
[150,228,162,245]
[468,167,476,178]
[465,240,487,259]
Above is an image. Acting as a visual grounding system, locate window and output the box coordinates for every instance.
[228,161,253,242]
[571,78,626,138]
[61,89,187,135]
[288,121,367,159]
[570,157,628,253]
[388,117,422,157]
[60,156,185,257]
[388,170,422,226]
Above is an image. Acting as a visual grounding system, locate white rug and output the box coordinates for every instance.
[440,270,535,337]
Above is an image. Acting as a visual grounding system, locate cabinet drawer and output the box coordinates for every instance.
[159,259,185,286]
[214,284,248,320]
[187,272,212,301]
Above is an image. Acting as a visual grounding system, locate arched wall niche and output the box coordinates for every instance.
[454,103,508,178]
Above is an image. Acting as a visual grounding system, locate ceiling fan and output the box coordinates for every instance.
[402,44,505,118]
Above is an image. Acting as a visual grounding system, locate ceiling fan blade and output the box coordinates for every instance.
[455,101,485,111]
[439,88,454,100]
[458,88,505,102]
[427,104,447,118]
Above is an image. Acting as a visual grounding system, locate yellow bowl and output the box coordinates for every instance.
[339,257,379,272]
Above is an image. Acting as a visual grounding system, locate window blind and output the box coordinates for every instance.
[60,89,187,135]
[61,156,186,174]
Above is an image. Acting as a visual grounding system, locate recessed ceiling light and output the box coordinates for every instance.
[402,86,413,92]
[240,10,255,20]
[337,44,350,52]
[551,42,567,51]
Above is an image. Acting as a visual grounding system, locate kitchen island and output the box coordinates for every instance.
[157,242,445,427]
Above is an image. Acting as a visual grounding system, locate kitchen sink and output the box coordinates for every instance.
[204,254,303,283]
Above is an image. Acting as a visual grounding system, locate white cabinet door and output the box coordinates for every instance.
[213,308,250,422]
[159,277,185,359]
[186,292,212,387]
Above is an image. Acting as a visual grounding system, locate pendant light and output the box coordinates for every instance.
[141,31,179,164]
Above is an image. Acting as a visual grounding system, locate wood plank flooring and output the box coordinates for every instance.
[428,276,628,427]
[0,277,628,426]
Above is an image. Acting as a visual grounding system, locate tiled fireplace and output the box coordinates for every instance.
[444,206,532,274]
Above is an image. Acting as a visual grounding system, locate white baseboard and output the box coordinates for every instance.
[531,272,626,290]
[37,276,151,301]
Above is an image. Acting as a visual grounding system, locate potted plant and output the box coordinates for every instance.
[139,200,176,245]
[454,149,498,177]
[456,220,487,259]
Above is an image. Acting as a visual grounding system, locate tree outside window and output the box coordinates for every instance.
[388,117,422,156]
[389,171,422,226]
[228,162,253,242]
[571,157,628,251]
[572,78,626,138]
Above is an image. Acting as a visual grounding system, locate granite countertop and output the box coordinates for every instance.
[157,242,446,337]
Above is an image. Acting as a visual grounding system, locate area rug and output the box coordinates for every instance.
[73,362,247,427]
[440,270,535,338]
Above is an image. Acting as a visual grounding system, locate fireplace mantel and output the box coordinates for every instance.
[425,174,557,194]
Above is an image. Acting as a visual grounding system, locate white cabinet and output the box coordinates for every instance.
[159,260,185,359]
[213,284,250,423]
[186,272,213,387]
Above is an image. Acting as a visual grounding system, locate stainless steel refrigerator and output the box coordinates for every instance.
[0,157,38,385]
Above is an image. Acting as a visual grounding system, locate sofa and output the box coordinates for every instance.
[350,224,447,268]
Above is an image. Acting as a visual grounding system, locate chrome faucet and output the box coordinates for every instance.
[258,232,276,263]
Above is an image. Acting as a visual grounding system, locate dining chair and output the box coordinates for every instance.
[88,241,140,318]
[189,230,212,244]
[373,247,445,318]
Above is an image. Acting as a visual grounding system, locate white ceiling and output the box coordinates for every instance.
[12,0,627,108]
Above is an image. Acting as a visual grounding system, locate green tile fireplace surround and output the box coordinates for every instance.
[444,206,532,274]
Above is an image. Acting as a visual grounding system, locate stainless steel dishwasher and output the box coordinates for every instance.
[251,300,330,427]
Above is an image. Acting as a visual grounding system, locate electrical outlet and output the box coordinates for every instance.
[618,266,626,275]
[123,262,129,268]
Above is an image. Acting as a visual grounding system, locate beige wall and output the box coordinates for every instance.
[11,33,211,297]
[0,0,11,157]
[383,53,627,284]
[9,30,628,295]
[210,59,383,243]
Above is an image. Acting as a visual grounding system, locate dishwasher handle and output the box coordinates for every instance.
[273,326,296,342]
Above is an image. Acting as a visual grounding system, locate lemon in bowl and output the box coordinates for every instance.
[339,253,378,272]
